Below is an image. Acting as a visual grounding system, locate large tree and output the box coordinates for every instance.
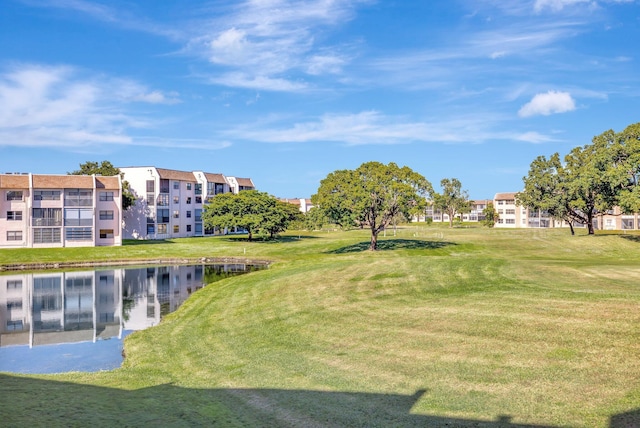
[312,161,432,250]
[203,190,301,240]
[517,127,635,235]
[433,178,471,228]
[481,202,498,227]
[69,160,135,210]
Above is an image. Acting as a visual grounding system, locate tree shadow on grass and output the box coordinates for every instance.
[328,239,456,254]
[223,235,321,244]
[619,234,640,243]
[2,374,613,427]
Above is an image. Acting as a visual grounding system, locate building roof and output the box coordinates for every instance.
[235,177,255,188]
[494,192,517,200]
[33,174,94,189]
[0,174,29,189]
[155,168,197,182]
[95,176,121,190]
[203,172,226,183]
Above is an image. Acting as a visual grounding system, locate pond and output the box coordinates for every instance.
[0,263,265,374]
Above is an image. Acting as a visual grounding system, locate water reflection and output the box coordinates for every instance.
[0,263,262,373]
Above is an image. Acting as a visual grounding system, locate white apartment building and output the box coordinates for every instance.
[0,173,122,249]
[120,167,255,240]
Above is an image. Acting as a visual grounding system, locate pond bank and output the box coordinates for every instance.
[0,257,271,272]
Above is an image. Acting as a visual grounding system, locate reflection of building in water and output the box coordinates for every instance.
[1,264,254,348]
[0,270,122,347]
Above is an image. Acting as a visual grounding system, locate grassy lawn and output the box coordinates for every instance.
[2,225,640,427]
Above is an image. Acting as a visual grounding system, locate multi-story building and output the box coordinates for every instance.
[120,167,256,240]
[0,173,122,248]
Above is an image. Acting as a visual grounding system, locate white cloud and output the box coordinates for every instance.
[518,91,576,117]
[0,64,183,148]
[221,111,556,146]
[534,0,594,12]
[186,0,365,91]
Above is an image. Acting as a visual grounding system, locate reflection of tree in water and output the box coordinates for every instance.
[121,292,135,323]
[203,264,263,284]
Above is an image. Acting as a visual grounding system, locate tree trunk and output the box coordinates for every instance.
[370,232,378,251]
[568,222,575,236]
[587,214,595,235]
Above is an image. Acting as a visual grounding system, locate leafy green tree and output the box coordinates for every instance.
[518,139,621,235]
[312,161,432,250]
[433,178,471,228]
[68,160,135,210]
[304,206,329,231]
[203,190,301,240]
[481,202,498,227]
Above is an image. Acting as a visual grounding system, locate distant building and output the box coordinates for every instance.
[0,173,122,248]
[119,166,256,240]
[280,198,315,213]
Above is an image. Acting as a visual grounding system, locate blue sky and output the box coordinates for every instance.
[1,0,639,199]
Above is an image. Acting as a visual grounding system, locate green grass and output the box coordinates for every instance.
[2,225,640,427]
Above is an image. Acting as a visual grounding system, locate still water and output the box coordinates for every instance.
[0,263,263,374]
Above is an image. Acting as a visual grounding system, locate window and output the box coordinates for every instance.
[215,183,225,195]
[186,225,192,232]
[186,197,191,204]
[7,299,23,310]
[173,181,180,190]
[99,191,114,202]
[157,194,169,206]
[65,208,92,226]
[195,223,203,234]
[6,320,23,331]
[34,190,61,200]
[157,224,167,234]
[7,211,22,220]
[505,199,515,205]
[186,211,192,218]
[506,219,515,224]
[6,191,23,201]
[498,209,504,214]
[66,227,92,241]
[186,183,192,190]
[505,209,515,215]
[147,193,155,206]
[157,209,169,223]
[32,208,62,226]
[33,228,61,243]
[99,210,114,220]
[173,210,180,219]
[7,280,22,290]
[173,196,179,204]
[195,196,202,204]
[497,200,504,205]
[160,179,170,193]
[7,231,22,241]
[146,180,155,192]
[497,219,504,224]
[195,209,202,221]
[65,189,92,206]
[173,225,179,233]
[195,183,202,195]
[99,229,114,239]
[147,223,155,234]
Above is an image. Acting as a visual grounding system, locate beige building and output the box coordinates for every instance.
[0,173,122,248]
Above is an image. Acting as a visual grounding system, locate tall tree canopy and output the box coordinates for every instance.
[517,123,640,235]
[481,202,498,228]
[312,161,432,250]
[68,160,135,210]
[203,190,302,240]
[433,178,471,228]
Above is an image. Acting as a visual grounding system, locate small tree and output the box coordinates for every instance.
[202,190,301,240]
[433,178,471,228]
[481,203,498,227]
[313,161,432,250]
[69,160,135,210]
